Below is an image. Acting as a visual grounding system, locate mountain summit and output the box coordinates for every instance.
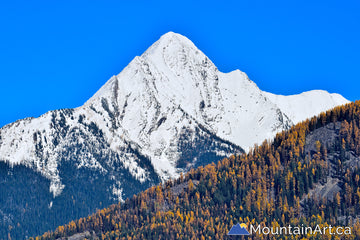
[0,32,349,238]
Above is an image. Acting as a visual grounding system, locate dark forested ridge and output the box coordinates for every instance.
[0,157,159,240]
[32,101,360,239]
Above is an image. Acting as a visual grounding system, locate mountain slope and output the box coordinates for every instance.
[37,101,360,240]
[0,32,349,239]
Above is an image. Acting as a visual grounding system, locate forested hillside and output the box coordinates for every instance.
[34,101,360,240]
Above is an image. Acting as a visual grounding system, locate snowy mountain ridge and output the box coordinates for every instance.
[0,32,349,200]
[263,90,348,124]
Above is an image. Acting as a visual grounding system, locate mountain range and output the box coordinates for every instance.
[0,32,349,239]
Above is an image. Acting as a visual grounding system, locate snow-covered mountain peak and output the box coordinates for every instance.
[143,31,200,58]
[82,32,349,153]
[87,32,253,110]
[86,32,213,106]
[141,32,216,79]
[0,32,350,200]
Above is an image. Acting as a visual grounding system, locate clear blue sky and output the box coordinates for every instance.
[1,1,359,127]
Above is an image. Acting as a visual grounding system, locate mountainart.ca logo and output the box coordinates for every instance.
[227,223,250,235]
[227,222,352,236]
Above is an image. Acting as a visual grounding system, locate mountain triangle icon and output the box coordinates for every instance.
[228,223,250,235]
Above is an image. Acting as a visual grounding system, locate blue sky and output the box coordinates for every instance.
[1,1,359,127]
